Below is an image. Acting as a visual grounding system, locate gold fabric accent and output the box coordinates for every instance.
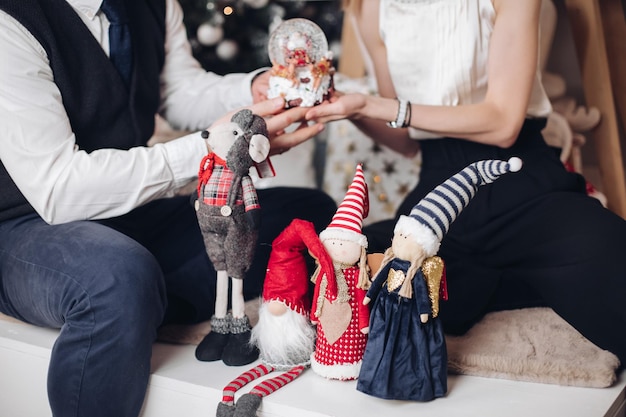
[315,275,328,318]
[386,268,406,292]
[422,256,444,317]
[333,262,350,304]
[315,262,351,318]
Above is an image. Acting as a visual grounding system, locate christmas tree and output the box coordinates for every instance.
[179,0,344,75]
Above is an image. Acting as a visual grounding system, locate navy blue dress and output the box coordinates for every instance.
[363,120,626,366]
[357,258,447,401]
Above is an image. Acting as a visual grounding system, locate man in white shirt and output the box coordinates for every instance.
[0,0,336,416]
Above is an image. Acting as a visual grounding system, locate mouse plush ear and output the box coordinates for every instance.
[231,109,269,137]
[249,113,268,137]
[249,134,270,163]
[231,109,254,130]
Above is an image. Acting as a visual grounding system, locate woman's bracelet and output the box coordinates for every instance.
[386,98,412,128]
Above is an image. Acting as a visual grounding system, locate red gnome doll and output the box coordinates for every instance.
[216,219,334,417]
[310,163,371,380]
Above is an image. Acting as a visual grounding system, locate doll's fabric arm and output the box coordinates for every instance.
[413,269,432,316]
[300,219,335,325]
[241,176,261,228]
[310,272,325,323]
[355,285,370,332]
[241,176,260,211]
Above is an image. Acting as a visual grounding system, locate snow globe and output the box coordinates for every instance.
[267,18,335,107]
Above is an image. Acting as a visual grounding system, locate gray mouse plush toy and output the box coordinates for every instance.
[194,109,270,366]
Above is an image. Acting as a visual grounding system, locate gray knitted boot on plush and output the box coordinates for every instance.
[216,401,236,417]
[233,393,262,417]
[222,315,259,366]
[195,314,231,362]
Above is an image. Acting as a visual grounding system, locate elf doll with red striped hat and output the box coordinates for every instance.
[310,163,372,380]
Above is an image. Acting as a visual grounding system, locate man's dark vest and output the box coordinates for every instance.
[0,0,166,222]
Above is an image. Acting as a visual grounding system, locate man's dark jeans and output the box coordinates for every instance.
[0,188,336,416]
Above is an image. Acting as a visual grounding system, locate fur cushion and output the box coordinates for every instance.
[446,307,620,387]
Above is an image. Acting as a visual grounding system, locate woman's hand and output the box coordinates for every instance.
[305,92,368,124]
[255,99,326,156]
[306,92,420,158]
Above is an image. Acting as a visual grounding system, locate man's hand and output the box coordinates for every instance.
[264,106,325,156]
[208,98,325,157]
[251,70,270,103]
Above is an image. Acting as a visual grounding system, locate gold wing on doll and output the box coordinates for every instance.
[422,256,445,317]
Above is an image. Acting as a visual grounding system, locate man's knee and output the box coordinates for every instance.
[64,241,167,336]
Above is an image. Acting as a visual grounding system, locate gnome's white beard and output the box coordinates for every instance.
[251,303,316,370]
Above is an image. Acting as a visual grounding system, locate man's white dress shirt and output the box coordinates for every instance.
[0,0,256,224]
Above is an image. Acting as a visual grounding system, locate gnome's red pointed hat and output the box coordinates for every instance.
[262,219,335,316]
[319,163,369,248]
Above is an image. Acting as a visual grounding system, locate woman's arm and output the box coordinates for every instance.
[308,0,543,148]
[318,1,419,157]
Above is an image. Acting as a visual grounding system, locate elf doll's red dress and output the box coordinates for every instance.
[310,263,369,380]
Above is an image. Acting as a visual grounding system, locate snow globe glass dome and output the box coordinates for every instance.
[267,18,329,67]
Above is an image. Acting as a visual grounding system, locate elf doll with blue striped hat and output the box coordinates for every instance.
[357,157,523,402]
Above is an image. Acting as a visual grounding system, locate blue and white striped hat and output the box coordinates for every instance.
[395,157,523,256]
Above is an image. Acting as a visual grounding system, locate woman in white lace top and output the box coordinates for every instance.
[307,0,626,369]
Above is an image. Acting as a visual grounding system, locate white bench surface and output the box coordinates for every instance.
[0,317,624,417]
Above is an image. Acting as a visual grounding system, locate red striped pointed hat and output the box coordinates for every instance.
[319,163,369,248]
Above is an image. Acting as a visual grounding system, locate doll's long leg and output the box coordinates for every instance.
[228,366,307,417]
[248,365,306,398]
[251,365,306,395]
[195,270,232,362]
[215,270,229,318]
[231,277,245,319]
[221,364,274,405]
[222,275,258,366]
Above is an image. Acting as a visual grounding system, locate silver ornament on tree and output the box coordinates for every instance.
[196,22,224,46]
[243,0,269,9]
[216,39,239,61]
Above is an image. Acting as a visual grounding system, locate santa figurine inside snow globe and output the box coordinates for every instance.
[267,18,335,108]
